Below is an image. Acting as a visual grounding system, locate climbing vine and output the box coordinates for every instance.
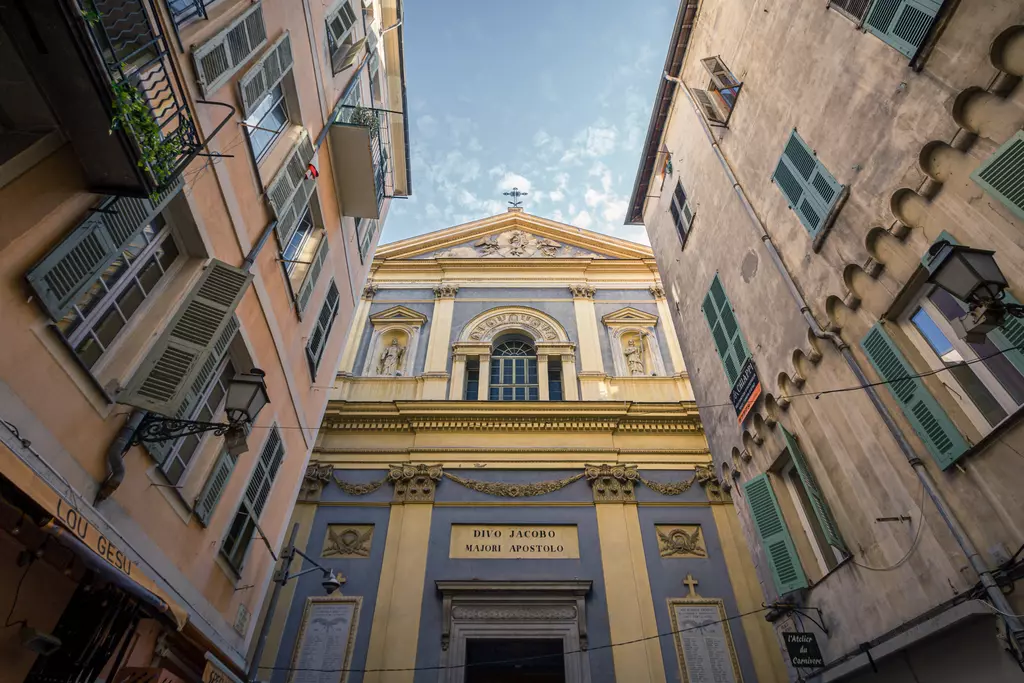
[109,81,182,193]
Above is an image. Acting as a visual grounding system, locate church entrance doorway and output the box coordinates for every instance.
[464,639,566,683]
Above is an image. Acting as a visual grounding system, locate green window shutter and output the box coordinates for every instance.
[987,291,1024,377]
[306,281,341,376]
[195,449,237,525]
[780,427,847,552]
[192,2,268,96]
[238,32,294,118]
[25,182,182,321]
[120,261,253,416]
[266,132,316,245]
[702,274,751,387]
[296,235,330,313]
[863,0,941,59]
[860,323,969,469]
[743,474,808,595]
[245,427,284,518]
[970,131,1024,221]
[146,315,239,466]
[771,130,843,236]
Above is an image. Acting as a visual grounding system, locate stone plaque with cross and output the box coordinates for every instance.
[667,575,744,683]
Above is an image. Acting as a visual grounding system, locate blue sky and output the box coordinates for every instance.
[382,0,678,245]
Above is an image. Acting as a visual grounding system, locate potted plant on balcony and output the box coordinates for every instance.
[350,106,380,135]
[110,81,182,196]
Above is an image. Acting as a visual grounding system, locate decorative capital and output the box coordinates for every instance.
[362,282,379,300]
[300,461,334,501]
[649,284,665,299]
[434,283,460,299]
[569,284,596,299]
[694,464,727,502]
[388,463,443,503]
[585,464,638,502]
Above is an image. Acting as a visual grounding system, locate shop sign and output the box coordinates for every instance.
[783,631,824,668]
[730,357,761,424]
[54,498,134,577]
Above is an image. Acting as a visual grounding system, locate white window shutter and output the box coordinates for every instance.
[690,88,723,123]
[700,56,738,90]
[192,2,268,96]
[119,260,253,416]
[266,131,316,243]
[239,32,294,118]
[326,1,356,44]
[195,449,237,525]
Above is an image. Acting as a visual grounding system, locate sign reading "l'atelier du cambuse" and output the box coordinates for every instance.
[449,524,580,559]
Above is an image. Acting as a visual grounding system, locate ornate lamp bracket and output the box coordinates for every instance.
[130,412,241,445]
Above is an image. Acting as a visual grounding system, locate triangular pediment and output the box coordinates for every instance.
[374,210,653,261]
[601,307,659,326]
[369,305,427,325]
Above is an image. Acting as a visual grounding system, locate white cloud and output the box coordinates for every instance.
[572,210,593,229]
[559,123,619,164]
[548,189,565,202]
[550,209,565,222]
[495,172,532,194]
[602,199,628,223]
[417,114,438,138]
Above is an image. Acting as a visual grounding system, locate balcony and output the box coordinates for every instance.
[0,0,201,197]
[328,105,398,220]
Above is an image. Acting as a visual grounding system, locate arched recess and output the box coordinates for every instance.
[805,330,823,364]
[865,227,917,285]
[951,88,1024,143]
[459,306,571,343]
[776,372,798,409]
[991,25,1024,77]
[792,350,814,387]
[763,393,781,426]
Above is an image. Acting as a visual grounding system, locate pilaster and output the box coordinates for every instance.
[561,352,579,400]
[449,352,467,400]
[651,284,686,375]
[338,282,377,373]
[478,353,491,400]
[537,354,550,400]
[422,284,457,399]
[570,284,604,374]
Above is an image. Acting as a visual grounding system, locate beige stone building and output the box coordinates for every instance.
[251,209,789,683]
[0,0,407,679]
[628,0,1024,680]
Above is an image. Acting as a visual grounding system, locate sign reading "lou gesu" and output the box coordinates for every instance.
[449,524,580,559]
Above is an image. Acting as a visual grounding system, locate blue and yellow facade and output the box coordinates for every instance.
[254,210,786,682]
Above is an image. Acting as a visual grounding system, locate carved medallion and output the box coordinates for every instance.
[322,525,374,558]
[656,525,707,558]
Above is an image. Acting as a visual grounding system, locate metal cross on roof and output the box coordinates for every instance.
[503,187,528,208]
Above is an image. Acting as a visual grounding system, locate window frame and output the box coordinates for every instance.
[58,220,184,372]
[221,427,284,574]
[779,460,844,575]
[899,287,1021,433]
[547,359,563,401]
[690,56,742,127]
[244,83,290,163]
[827,0,873,22]
[488,340,539,402]
[669,180,694,247]
[326,0,359,74]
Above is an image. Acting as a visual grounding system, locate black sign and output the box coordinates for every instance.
[729,357,761,423]
[783,632,824,668]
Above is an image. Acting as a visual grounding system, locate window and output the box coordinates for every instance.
[222,427,284,572]
[326,0,359,74]
[488,339,539,401]
[903,287,1024,432]
[771,129,844,237]
[971,131,1024,221]
[862,0,941,60]
[194,447,236,526]
[743,474,808,596]
[701,275,751,389]
[56,219,182,370]
[828,0,872,20]
[548,359,563,401]
[306,281,341,377]
[691,57,741,125]
[861,322,969,469]
[192,2,267,96]
[465,359,480,400]
[244,84,289,162]
[357,218,379,261]
[669,181,694,246]
[283,207,317,274]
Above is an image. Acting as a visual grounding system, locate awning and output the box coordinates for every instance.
[0,440,188,629]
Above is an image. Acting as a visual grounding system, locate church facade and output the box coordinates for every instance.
[253,209,787,682]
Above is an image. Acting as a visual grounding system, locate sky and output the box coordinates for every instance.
[381,0,679,246]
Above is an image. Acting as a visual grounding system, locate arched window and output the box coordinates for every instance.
[489,338,538,401]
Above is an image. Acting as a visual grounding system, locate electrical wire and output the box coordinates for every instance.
[972,598,1024,619]
[849,478,927,572]
[4,559,32,629]
[254,604,774,674]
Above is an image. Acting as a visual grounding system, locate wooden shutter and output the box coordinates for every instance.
[863,0,940,58]
[147,315,239,465]
[192,2,268,96]
[690,88,723,123]
[195,448,237,525]
[771,130,844,236]
[238,32,294,118]
[296,235,330,313]
[780,427,847,552]
[306,281,340,376]
[743,474,808,595]
[26,181,182,321]
[700,57,738,89]
[701,274,750,387]
[120,261,253,416]
[245,427,284,518]
[266,132,316,245]
[860,323,969,469]
[970,131,1024,221]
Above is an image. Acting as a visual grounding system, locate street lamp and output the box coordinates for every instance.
[130,368,270,456]
[925,240,1023,343]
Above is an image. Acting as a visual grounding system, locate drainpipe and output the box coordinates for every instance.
[96,409,146,504]
[664,73,1024,650]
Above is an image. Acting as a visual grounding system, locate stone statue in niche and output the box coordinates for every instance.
[624,338,646,376]
[377,338,405,375]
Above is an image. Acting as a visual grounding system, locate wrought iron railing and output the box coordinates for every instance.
[335,105,395,208]
[76,0,201,193]
[165,0,212,32]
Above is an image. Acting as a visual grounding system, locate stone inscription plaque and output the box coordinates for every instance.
[289,597,361,683]
[668,599,743,683]
[449,524,580,559]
